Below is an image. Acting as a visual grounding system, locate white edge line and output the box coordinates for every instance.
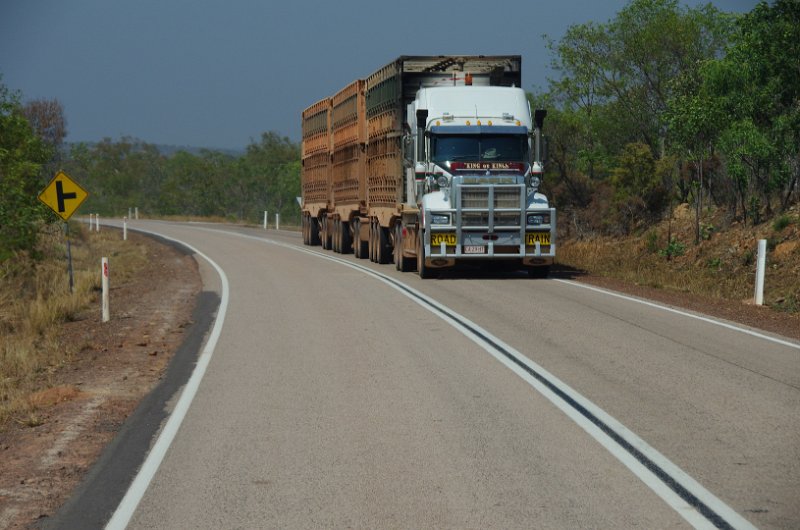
[203,227,758,530]
[370,268,755,530]
[104,230,230,530]
[554,278,800,351]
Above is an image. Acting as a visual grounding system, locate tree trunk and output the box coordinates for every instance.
[694,159,702,244]
[783,173,798,210]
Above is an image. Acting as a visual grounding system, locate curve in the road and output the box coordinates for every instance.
[104,225,772,529]
[105,231,230,530]
[192,227,759,530]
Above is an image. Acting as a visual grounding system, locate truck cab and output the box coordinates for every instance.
[405,86,555,277]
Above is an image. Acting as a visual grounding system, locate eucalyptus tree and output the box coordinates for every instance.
[0,80,52,260]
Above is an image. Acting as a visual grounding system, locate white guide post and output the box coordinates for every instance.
[96,214,101,232]
[135,207,138,220]
[123,217,128,241]
[754,239,766,305]
[101,257,110,322]
[89,214,94,231]
[263,210,268,230]
[275,213,280,231]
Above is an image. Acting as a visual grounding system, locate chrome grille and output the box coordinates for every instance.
[494,213,521,226]
[462,188,488,208]
[459,185,522,227]
[462,212,489,226]
[494,188,521,208]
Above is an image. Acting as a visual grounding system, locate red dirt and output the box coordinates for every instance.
[0,232,200,529]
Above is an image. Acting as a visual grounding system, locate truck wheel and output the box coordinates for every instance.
[527,266,551,279]
[358,220,368,258]
[309,217,320,246]
[353,219,362,258]
[417,231,434,279]
[339,221,353,254]
[368,221,375,262]
[356,219,367,258]
[322,217,331,250]
[395,223,413,272]
[377,225,391,264]
[341,221,352,254]
[393,224,402,270]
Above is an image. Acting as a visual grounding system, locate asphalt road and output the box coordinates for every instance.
[61,221,800,529]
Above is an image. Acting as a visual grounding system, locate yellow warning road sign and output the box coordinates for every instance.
[38,171,89,221]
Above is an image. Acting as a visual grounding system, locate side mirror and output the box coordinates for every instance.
[534,109,547,130]
[416,109,429,129]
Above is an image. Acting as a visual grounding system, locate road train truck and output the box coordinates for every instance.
[300,55,555,278]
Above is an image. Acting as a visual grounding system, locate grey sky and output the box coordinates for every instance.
[1,0,757,151]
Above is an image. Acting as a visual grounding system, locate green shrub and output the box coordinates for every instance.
[659,238,686,258]
[707,257,722,270]
[772,215,791,232]
[771,294,798,314]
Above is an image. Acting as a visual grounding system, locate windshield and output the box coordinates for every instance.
[431,134,529,164]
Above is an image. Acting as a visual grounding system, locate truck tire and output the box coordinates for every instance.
[394,224,402,271]
[368,221,375,262]
[377,225,391,264]
[417,231,434,279]
[333,219,341,253]
[321,217,331,250]
[341,221,352,254]
[353,219,360,258]
[353,219,365,259]
[309,217,321,246]
[395,223,413,272]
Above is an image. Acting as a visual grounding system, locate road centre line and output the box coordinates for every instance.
[553,279,800,351]
[202,227,757,530]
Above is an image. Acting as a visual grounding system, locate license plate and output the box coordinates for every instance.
[464,245,485,254]
[525,232,551,245]
[431,233,456,246]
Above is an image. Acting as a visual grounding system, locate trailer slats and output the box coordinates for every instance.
[302,56,522,223]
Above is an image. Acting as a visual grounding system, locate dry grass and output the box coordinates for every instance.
[0,222,148,428]
[557,204,800,311]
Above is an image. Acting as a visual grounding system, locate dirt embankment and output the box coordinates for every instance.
[0,231,201,529]
[557,204,800,332]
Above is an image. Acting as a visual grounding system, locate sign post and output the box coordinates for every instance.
[755,239,767,305]
[38,171,89,293]
[101,257,110,322]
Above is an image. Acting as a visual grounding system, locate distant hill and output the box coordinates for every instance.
[150,144,245,157]
[64,141,245,158]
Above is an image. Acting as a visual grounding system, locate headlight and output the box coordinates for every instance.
[529,175,541,189]
[432,214,450,225]
[436,175,449,188]
[527,213,550,225]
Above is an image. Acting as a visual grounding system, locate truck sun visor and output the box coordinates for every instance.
[429,126,528,135]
